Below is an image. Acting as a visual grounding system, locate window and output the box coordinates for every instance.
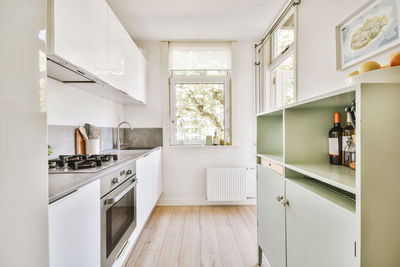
[269,8,296,108]
[169,42,232,145]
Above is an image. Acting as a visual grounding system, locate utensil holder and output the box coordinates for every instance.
[85,139,100,155]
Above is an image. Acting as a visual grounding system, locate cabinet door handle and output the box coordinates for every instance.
[282,199,290,206]
[276,195,284,202]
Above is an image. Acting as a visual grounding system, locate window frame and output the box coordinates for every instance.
[268,6,297,108]
[169,74,231,146]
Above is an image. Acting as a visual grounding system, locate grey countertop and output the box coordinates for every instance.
[48,147,161,204]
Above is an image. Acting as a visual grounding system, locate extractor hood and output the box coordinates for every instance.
[46,56,143,104]
[47,59,93,83]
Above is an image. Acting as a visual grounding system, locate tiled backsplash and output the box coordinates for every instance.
[123,128,163,148]
[48,125,162,157]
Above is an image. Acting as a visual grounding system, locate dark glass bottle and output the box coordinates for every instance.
[342,112,355,166]
[329,112,342,165]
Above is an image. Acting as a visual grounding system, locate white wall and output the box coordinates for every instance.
[47,78,124,127]
[0,1,49,266]
[123,41,256,204]
[297,0,400,100]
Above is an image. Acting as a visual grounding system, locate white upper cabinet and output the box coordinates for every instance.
[47,0,147,104]
[48,0,108,79]
[107,6,147,104]
[131,46,147,104]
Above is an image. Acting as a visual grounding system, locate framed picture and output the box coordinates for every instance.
[336,0,400,70]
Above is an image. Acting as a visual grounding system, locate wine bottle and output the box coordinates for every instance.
[329,112,342,165]
[342,112,355,166]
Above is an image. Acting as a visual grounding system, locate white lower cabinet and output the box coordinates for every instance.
[136,148,163,229]
[48,180,100,267]
[285,180,357,267]
[257,165,286,267]
[152,148,162,205]
[136,153,153,229]
[257,165,357,267]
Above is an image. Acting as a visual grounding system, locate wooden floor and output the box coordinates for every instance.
[125,206,269,267]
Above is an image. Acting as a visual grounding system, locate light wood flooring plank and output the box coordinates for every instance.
[238,205,258,243]
[225,206,258,267]
[125,205,259,267]
[134,249,159,267]
[133,206,173,267]
[212,206,245,267]
[200,206,223,267]
[125,207,160,267]
[156,207,187,267]
[179,206,201,267]
[249,205,257,218]
[143,206,173,250]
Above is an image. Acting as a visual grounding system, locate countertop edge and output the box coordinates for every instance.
[48,146,162,204]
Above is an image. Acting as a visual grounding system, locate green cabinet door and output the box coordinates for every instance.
[257,165,286,267]
[285,179,357,267]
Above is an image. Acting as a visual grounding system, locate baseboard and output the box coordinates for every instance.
[157,197,256,206]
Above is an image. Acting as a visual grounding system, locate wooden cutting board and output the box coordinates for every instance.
[75,129,86,155]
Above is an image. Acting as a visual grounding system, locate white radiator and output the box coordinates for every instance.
[206,168,247,201]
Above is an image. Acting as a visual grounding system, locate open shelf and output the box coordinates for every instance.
[285,168,356,213]
[257,153,284,165]
[285,163,355,194]
[256,108,283,117]
[257,109,283,161]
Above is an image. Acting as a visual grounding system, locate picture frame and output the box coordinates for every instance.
[336,0,400,70]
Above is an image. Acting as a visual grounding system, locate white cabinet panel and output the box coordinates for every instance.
[107,6,135,97]
[50,0,108,79]
[286,180,357,267]
[152,149,162,205]
[136,154,153,228]
[131,46,147,103]
[136,149,162,228]
[48,0,147,104]
[257,165,286,267]
[49,180,100,267]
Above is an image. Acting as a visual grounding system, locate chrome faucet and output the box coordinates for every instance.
[116,121,133,150]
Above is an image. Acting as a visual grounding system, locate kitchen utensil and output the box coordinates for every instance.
[79,126,89,140]
[84,123,92,139]
[75,129,86,154]
[89,125,97,139]
[85,139,100,155]
[91,127,100,139]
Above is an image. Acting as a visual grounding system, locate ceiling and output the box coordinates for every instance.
[107,0,288,41]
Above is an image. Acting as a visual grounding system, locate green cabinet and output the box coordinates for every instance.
[257,165,286,267]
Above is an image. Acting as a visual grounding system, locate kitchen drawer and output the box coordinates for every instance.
[260,158,284,175]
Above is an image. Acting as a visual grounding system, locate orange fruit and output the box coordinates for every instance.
[359,61,381,73]
[389,52,400,67]
[347,70,359,78]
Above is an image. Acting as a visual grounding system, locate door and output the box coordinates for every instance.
[49,180,100,267]
[50,0,108,79]
[101,177,137,267]
[285,180,357,267]
[257,165,286,267]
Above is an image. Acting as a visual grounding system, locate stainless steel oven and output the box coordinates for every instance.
[101,162,137,267]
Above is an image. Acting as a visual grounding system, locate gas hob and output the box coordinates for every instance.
[48,154,119,173]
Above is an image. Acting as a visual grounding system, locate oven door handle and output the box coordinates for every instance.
[104,179,137,206]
